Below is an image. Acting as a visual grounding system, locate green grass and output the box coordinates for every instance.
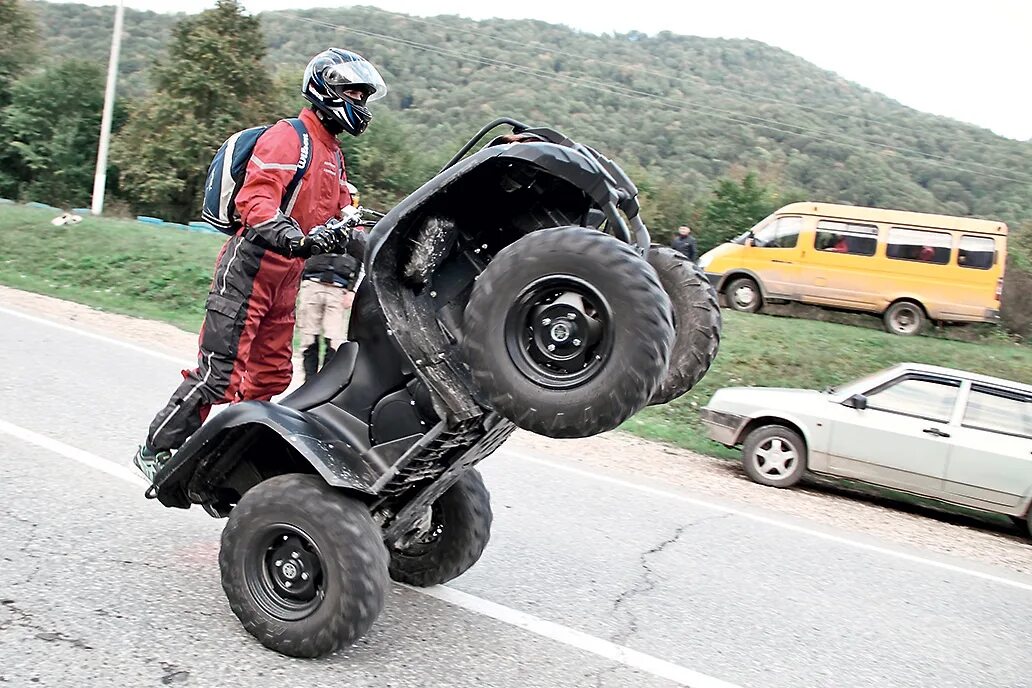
[4,204,1032,458]
[0,205,223,331]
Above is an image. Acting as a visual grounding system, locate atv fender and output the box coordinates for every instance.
[151,401,382,511]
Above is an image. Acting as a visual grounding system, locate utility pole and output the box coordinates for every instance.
[90,0,125,216]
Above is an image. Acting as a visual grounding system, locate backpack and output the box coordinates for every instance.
[201,118,311,235]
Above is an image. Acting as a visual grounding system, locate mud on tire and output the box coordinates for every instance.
[219,473,389,658]
[462,226,674,438]
[646,246,721,405]
[388,469,492,586]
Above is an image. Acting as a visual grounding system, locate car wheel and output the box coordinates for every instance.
[741,425,807,487]
[462,226,674,438]
[726,277,762,313]
[388,470,492,586]
[645,246,722,406]
[883,300,925,336]
[219,474,389,658]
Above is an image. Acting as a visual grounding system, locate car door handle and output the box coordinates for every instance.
[923,427,951,438]
[771,259,793,264]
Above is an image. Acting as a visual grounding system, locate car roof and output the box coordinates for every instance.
[776,202,1008,236]
[888,362,1031,393]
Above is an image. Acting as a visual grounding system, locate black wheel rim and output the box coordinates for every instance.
[504,275,614,390]
[244,524,326,622]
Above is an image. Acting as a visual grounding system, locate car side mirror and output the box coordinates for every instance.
[844,394,867,410]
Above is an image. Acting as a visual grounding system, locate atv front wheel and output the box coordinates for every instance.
[646,246,721,405]
[219,474,389,658]
[388,469,492,586]
[463,226,674,438]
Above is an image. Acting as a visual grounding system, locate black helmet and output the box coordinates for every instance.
[301,48,387,136]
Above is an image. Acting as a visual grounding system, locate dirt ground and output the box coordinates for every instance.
[2,284,1029,575]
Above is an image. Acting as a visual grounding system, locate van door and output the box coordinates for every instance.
[743,215,804,299]
[943,235,1003,321]
[944,384,1032,508]
[797,220,881,309]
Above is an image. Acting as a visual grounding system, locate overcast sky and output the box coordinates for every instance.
[56,0,1032,141]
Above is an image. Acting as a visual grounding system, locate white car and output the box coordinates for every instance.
[700,363,1032,535]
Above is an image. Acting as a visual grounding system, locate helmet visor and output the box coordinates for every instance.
[323,59,388,102]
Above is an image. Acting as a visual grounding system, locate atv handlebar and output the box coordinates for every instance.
[439,117,532,173]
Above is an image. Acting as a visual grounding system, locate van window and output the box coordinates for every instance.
[963,385,1032,438]
[958,235,996,270]
[815,220,878,256]
[886,227,951,265]
[753,216,801,248]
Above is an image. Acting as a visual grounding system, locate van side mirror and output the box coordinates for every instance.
[844,394,867,410]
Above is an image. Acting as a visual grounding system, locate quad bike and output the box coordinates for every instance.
[147,117,721,657]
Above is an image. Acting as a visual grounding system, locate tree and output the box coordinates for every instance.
[0,61,109,205]
[346,109,439,208]
[0,0,38,108]
[112,0,273,221]
[696,173,778,252]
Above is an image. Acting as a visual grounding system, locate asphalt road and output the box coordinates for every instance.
[1,305,1031,688]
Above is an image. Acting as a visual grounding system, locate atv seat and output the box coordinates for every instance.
[280,341,358,412]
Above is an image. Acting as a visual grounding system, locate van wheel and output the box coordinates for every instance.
[883,301,925,336]
[726,277,762,313]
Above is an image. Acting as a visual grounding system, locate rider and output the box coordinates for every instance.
[133,48,387,480]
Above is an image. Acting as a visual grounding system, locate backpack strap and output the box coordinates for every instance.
[280,118,312,216]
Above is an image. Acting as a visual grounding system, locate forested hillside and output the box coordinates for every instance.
[25,1,1032,229]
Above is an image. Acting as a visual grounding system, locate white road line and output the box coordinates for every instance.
[0,304,187,365]
[0,419,149,488]
[5,303,1032,594]
[0,418,743,688]
[500,449,1032,594]
[413,585,741,688]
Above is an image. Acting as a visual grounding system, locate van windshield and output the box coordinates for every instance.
[752,216,802,248]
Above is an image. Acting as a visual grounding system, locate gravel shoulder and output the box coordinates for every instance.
[3,283,1029,575]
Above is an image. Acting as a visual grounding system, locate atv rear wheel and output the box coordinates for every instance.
[463,226,674,438]
[388,469,492,586]
[219,474,389,658]
[646,246,721,405]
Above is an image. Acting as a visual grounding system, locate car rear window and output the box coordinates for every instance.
[866,376,960,422]
[962,385,1032,438]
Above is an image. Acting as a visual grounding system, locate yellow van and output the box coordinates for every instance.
[698,202,1008,335]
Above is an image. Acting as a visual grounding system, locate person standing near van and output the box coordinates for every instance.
[297,210,362,381]
[133,48,388,480]
[671,225,698,262]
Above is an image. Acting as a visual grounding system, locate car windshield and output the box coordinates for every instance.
[828,367,895,395]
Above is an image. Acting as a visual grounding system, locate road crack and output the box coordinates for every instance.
[159,662,190,684]
[0,599,92,650]
[610,513,731,645]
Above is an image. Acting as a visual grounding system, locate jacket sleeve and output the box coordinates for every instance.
[235,121,303,234]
